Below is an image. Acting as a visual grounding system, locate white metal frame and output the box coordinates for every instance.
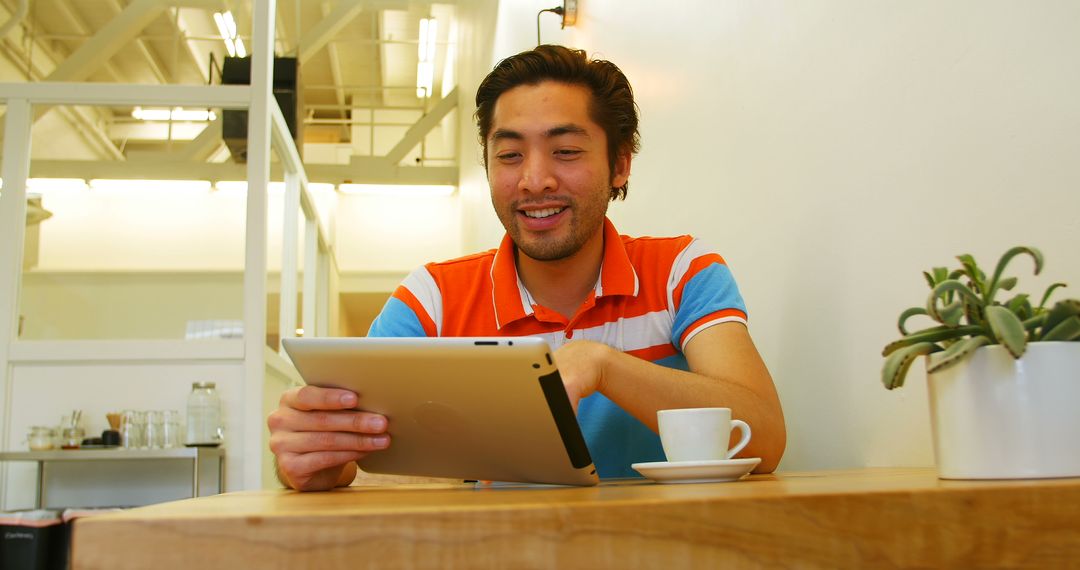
[0,0,327,497]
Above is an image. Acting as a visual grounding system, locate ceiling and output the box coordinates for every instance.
[0,0,460,184]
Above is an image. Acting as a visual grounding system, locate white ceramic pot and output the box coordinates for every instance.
[926,341,1080,479]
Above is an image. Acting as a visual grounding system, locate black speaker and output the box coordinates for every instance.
[221,56,302,162]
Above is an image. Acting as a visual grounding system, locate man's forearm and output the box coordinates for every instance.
[591,328,786,472]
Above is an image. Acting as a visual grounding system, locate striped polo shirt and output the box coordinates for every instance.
[368,217,747,478]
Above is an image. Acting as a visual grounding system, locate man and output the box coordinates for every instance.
[269,45,786,490]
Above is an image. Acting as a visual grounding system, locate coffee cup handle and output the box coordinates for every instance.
[725,419,751,459]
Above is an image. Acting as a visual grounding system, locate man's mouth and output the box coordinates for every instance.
[521,207,566,219]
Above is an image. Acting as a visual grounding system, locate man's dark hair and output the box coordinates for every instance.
[474,44,640,200]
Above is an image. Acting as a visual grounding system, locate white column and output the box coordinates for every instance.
[242,0,276,490]
[279,172,300,351]
[303,219,318,337]
[0,99,33,508]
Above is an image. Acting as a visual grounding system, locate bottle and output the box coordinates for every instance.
[186,382,224,447]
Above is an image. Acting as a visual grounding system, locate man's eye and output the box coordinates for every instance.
[554,149,583,158]
[496,152,521,161]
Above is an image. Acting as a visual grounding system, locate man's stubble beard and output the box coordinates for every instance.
[498,189,611,262]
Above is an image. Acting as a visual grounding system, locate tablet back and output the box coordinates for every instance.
[282,337,598,486]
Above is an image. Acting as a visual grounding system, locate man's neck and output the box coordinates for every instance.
[516,228,605,320]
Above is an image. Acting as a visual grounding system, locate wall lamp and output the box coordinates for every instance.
[537,0,578,45]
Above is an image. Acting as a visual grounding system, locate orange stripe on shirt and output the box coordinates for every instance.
[672,253,726,311]
[392,286,437,337]
[678,308,747,348]
[625,343,679,362]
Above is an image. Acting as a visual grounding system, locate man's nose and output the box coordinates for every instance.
[518,155,556,193]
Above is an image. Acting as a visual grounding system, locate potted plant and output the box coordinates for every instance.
[882,246,1080,479]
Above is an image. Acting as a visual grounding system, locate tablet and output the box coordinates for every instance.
[281,336,599,486]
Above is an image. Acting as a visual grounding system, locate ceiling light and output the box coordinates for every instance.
[27,178,88,193]
[416,18,438,98]
[132,107,217,122]
[89,179,212,193]
[214,181,247,194]
[338,184,455,197]
[214,11,243,58]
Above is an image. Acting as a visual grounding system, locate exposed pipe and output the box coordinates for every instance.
[0,0,29,40]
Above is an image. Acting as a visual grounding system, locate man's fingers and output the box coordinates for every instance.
[277,451,367,482]
[267,406,387,434]
[280,385,359,411]
[269,430,391,456]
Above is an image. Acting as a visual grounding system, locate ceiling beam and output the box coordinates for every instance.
[40,0,166,84]
[297,0,365,64]
[52,0,128,83]
[39,0,220,86]
[176,117,225,161]
[384,87,458,164]
[105,0,169,83]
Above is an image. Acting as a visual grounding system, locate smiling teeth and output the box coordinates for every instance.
[524,207,564,219]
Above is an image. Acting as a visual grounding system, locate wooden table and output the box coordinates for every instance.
[71,468,1080,569]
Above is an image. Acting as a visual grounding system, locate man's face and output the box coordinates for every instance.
[486,81,630,262]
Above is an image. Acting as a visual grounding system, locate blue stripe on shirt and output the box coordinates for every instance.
[670,262,746,347]
[367,296,428,337]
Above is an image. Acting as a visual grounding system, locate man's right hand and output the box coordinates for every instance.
[267,385,390,491]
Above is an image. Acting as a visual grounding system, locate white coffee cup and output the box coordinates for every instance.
[657,407,751,462]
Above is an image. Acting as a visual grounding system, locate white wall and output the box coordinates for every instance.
[471,0,1080,471]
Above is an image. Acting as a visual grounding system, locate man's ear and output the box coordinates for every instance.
[611,150,632,189]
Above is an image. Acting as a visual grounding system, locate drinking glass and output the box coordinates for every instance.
[161,410,181,448]
[146,410,164,449]
[120,410,143,449]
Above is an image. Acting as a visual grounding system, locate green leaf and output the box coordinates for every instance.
[898,307,928,335]
[926,280,984,325]
[986,305,1027,359]
[882,342,942,390]
[1042,316,1080,341]
[1041,299,1080,337]
[882,325,984,356]
[956,254,985,295]
[927,336,992,374]
[996,277,1018,292]
[962,294,985,326]
[1005,294,1032,320]
[922,271,935,290]
[940,300,965,327]
[986,246,1044,305]
[1038,283,1067,310]
[1023,313,1049,334]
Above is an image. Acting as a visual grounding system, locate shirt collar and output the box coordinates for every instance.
[490,217,639,329]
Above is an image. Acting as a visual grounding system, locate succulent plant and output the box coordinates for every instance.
[882,246,1080,390]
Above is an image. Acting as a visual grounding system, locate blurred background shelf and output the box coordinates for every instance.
[0,447,224,509]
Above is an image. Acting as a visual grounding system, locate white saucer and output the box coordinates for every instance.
[631,457,762,484]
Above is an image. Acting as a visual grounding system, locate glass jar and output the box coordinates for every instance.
[61,426,84,449]
[186,382,224,447]
[28,426,55,451]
